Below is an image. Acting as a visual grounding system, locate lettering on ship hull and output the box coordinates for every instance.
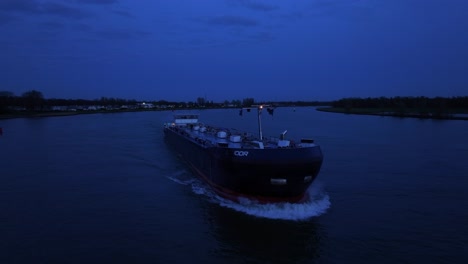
[233,151,249,157]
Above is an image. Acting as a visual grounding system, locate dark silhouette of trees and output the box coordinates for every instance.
[242,97,255,107]
[196,97,206,106]
[230,99,241,107]
[331,96,468,116]
[22,90,45,111]
[0,91,15,113]
[1,90,467,117]
[332,96,468,109]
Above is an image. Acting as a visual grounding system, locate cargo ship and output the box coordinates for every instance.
[163,105,323,203]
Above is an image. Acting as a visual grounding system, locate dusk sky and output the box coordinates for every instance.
[1,0,467,102]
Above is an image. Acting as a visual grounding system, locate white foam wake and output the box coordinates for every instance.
[166,169,197,185]
[168,171,331,221]
[214,185,330,221]
[198,180,330,221]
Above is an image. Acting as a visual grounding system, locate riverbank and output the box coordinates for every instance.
[0,108,169,120]
[0,107,246,120]
[316,107,468,121]
[3,107,468,121]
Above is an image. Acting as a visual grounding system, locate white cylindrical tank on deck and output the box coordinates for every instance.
[217,131,227,138]
[230,135,241,143]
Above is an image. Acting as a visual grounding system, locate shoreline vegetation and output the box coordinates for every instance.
[2,106,467,121]
[1,90,330,120]
[1,91,467,121]
[0,108,167,120]
[316,107,468,120]
[316,96,468,121]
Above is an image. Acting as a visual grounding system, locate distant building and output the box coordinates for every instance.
[138,102,154,109]
[52,106,68,111]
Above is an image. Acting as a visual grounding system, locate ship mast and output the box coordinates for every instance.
[240,104,273,141]
[253,104,270,140]
[257,105,263,140]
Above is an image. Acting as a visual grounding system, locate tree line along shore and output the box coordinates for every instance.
[1,90,467,120]
[316,96,468,120]
[0,90,329,119]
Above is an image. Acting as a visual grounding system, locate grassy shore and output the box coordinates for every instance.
[316,107,468,120]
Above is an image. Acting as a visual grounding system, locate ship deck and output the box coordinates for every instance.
[164,122,317,150]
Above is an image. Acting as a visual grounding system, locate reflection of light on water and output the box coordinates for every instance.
[168,171,330,221]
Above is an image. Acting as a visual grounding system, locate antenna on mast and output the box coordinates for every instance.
[240,104,273,140]
[257,105,263,140]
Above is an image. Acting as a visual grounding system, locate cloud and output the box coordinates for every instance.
[0,0,40,13]
[40,21,66,30]
[310,0,342,9]
[72,23,93,32]
[75,0,118,4]
[234,0,278,12]
[279,11,303,21]
[0,13,15,26]
[0,0,91,19]
[95,28,151,40]
[41,2,91,19]
[306,0,377,20]
[204,15,258,27]
[113,10,134,18]
[247,31,275,42]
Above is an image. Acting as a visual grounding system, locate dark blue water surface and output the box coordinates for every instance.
[1,108,467,263]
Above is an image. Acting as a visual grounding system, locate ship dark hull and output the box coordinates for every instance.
[164,127,323,203]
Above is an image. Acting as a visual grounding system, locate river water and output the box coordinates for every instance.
[1,107,467,263]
